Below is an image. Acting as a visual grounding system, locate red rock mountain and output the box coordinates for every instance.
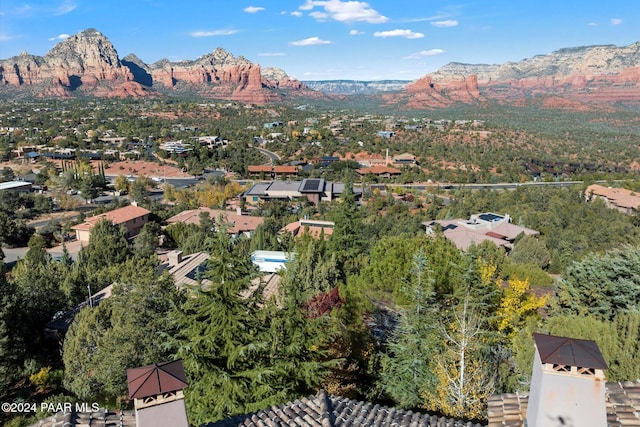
[389,42,640,109]
[0,28,310,103]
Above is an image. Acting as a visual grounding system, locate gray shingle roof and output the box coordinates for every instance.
[205,390,485,427]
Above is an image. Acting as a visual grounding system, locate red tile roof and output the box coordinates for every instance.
[586,184,640,210]
[248,165,300,174]
[166,207,264,234]
[71,205,150,231]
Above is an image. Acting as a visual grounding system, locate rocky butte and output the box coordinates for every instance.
[386,42,640,109]
[1,29,638,108]
[0,28,312,103]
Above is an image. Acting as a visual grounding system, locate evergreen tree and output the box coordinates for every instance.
[77,219,132,290]
[12,235,66,356]
[169,231,268,424]
[555,244,640,320]
[0,265,23,395]
[63,257,183,400]
[329,182,365,276]
[379,250,438,407]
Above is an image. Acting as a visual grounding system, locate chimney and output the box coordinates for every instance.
[526,333,608,427]
[168,250,183,267]
[131,200,138,207]
[127,360,189,427]
[236,206,242,216]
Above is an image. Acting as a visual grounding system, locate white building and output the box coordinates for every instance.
[251,250,293,273]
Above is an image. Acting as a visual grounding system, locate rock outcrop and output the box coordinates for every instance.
[0,29,309,103]
[0,29,147,98]
[388,42,640,109]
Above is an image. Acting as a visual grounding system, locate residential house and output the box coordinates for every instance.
[281,219,335,240]
[392,152,418,166]
[0,180,32,193]
[586,184,640,215]
[191,136,226,149]
[158,141,193,156]
[263,121,284,129]
[247,165,300,179]
[45,283,115,343]
[71,203,151,243]
[376,130,395,138]
[423,212,539,252]
[158,250,280,300]
[165,207,264,238]
[243,179,347,206]
[356,165,402,178]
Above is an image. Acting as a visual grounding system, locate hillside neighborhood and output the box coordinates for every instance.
[1,18,640,427]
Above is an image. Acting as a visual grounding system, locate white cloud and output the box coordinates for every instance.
[300,0,388,24]
[349,29,364,35]
[299,1,315,11]
[244,6,265,13]
[289,36,332,46]
[291,11,303,17]
[402,49,445,60]
[587,22,598,26]
[54,0,77,16]
[258,52,286,56]
[431,20,458,27]
[310,11,329,20]
[373,29,424,39]
[190,29,239,37]
[611,18,622,25]
[49,33,70,41]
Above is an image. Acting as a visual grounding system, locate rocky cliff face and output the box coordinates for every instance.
[0,29,308,103]
[393,42,640,109]
[0,29,147,97]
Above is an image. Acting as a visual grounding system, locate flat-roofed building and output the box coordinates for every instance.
[243,179,347,206]
[0,180,32,193]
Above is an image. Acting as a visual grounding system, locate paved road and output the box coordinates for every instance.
[252,146,280,165]
[2,247,28,266]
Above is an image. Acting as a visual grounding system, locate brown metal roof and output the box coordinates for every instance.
[533,333,608,370]
[127,360,188,399]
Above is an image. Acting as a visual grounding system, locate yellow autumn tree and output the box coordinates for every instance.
[422,295,494,421]
[496,277,547,338]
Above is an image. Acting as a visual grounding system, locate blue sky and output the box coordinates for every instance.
[0,0,638,80]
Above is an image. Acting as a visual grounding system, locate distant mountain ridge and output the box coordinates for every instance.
[1,29,638,108]
[390,42,640,109]
[303,80,411,94]
[0,28,311,103]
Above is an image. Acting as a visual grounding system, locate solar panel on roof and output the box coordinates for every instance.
[302,179,322,192]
